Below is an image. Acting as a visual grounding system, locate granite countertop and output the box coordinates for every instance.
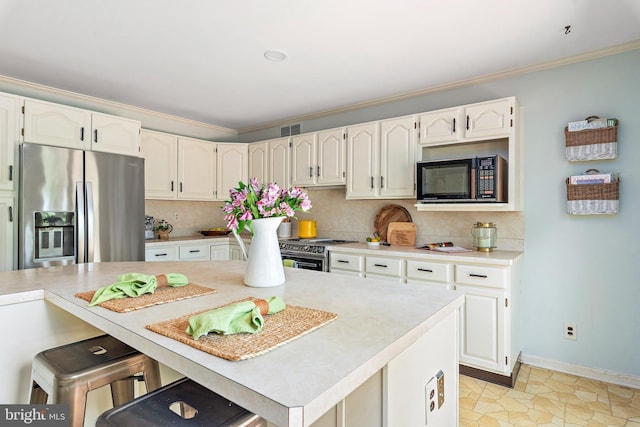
[0,261,463,426]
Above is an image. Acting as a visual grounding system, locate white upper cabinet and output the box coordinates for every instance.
[347,117,416,199]
[346,122,379,199]
[464,97,514,140]
[23,98,91,150]
[419,97,515,145]
[0,93,19,192]
[268,137,290,189]
[291,128,345,188]
[418,107,461,145]
[140,130,178,199]
[379,116,416,198]
[316,128,346,186]
[179,137,217,200]
[248,141,268,184]
[216,143,248,201]
[90,112,140,156]
[291,133,317,187]
[22,98,141,156]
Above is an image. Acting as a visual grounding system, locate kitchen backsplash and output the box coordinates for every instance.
[145,189,524,251]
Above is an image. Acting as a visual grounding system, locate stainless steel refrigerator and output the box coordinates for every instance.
[18,143,145,269]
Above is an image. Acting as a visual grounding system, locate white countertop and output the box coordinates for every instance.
[0,261,463,426]
[328,242,523,266]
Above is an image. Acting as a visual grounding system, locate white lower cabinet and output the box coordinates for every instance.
[210,243,230,260]
[145,245,178,262]
[329,248,521,380]
[179,243,209,261]
[0,196,15,272]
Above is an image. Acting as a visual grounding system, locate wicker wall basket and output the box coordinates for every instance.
[566,178,620,215]
[565,124,618,161]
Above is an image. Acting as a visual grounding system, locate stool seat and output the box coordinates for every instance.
[30,335,161,427]
[96,377,266,426]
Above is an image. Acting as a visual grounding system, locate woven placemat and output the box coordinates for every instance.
[75,284,217,313]
[146,300,338,361]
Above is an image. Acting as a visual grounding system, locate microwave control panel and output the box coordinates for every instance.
[477,157,498,198]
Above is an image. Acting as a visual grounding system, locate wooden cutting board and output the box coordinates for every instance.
[374,204,412,242]
[387,222,417,246]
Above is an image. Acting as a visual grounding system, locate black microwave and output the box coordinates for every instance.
[416,155,507,203]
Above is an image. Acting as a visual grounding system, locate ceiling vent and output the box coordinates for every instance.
[281,123,301,137]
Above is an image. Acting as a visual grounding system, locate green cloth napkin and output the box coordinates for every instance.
[186,296,286,340]
[89,273,188,306]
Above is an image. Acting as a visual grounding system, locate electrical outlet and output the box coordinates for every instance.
[564,323,577,340]
[424,370,444,425]
[174,212,180,221]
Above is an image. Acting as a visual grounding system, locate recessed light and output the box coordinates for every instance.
[264,50,287,61]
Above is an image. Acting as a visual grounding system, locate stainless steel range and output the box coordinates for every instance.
[279,238,354,271]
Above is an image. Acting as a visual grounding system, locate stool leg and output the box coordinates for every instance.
[110,379,135,407]
[142,358,162,392]
[56,385,88,427]
[29,381,48,404]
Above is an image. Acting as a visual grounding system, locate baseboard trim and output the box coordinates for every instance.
[460,357,522,388]
[520,354,640,389]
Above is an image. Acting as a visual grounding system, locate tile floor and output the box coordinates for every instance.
[460,364,640,426]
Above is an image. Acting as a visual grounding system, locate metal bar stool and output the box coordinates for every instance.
[29,334,162,427]
[96,377,266,426]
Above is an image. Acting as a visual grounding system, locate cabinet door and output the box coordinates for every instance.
[268,137,291,189]
[23,98,91,149]
[379,116,416,198]
[419,108,461,144]
[317,128,346,186]
[456,284,506,374]
[0,196,15,271]
[291,133,317,187]
[140,130,178,199]
[0,93,19,192]
[463,98,513,140]
[178,137,216,200]
[248,141,268,184]
[90,112,141,156]
[210,244,229,261]
[346,122,379,199]
[216,143,248,200]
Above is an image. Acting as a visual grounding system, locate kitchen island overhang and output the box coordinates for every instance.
[2,261,463,426]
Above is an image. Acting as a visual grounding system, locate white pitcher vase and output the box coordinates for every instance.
[238,216,285,287]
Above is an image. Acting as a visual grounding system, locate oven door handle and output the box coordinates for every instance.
[293,260,321,269]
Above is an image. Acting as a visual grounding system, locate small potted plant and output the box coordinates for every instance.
[155,219,173,240]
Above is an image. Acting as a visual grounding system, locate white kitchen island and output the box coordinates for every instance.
[0,261,463,426]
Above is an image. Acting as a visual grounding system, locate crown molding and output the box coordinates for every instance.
[0,74,237,136]
[238,40,640,135]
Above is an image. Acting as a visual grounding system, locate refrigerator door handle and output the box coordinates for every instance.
[86,182,95,263]
[76,182,86,263]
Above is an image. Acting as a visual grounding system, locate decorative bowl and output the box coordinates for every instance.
[200,229,232,236]
[366,241,381,248]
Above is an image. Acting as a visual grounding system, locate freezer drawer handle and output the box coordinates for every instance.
[469,273,488,278]
[417,268,433,273]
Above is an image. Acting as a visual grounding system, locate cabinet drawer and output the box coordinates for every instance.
[406,260,452,283]
[179,244,209,260]
[145,246,178,262]
[455,264,507,289]
[365,256,402,277]
[329,252,364,272]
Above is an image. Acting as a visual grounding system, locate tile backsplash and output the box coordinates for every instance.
[145,188,524,251]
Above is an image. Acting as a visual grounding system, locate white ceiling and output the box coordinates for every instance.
[1,0,639,131]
